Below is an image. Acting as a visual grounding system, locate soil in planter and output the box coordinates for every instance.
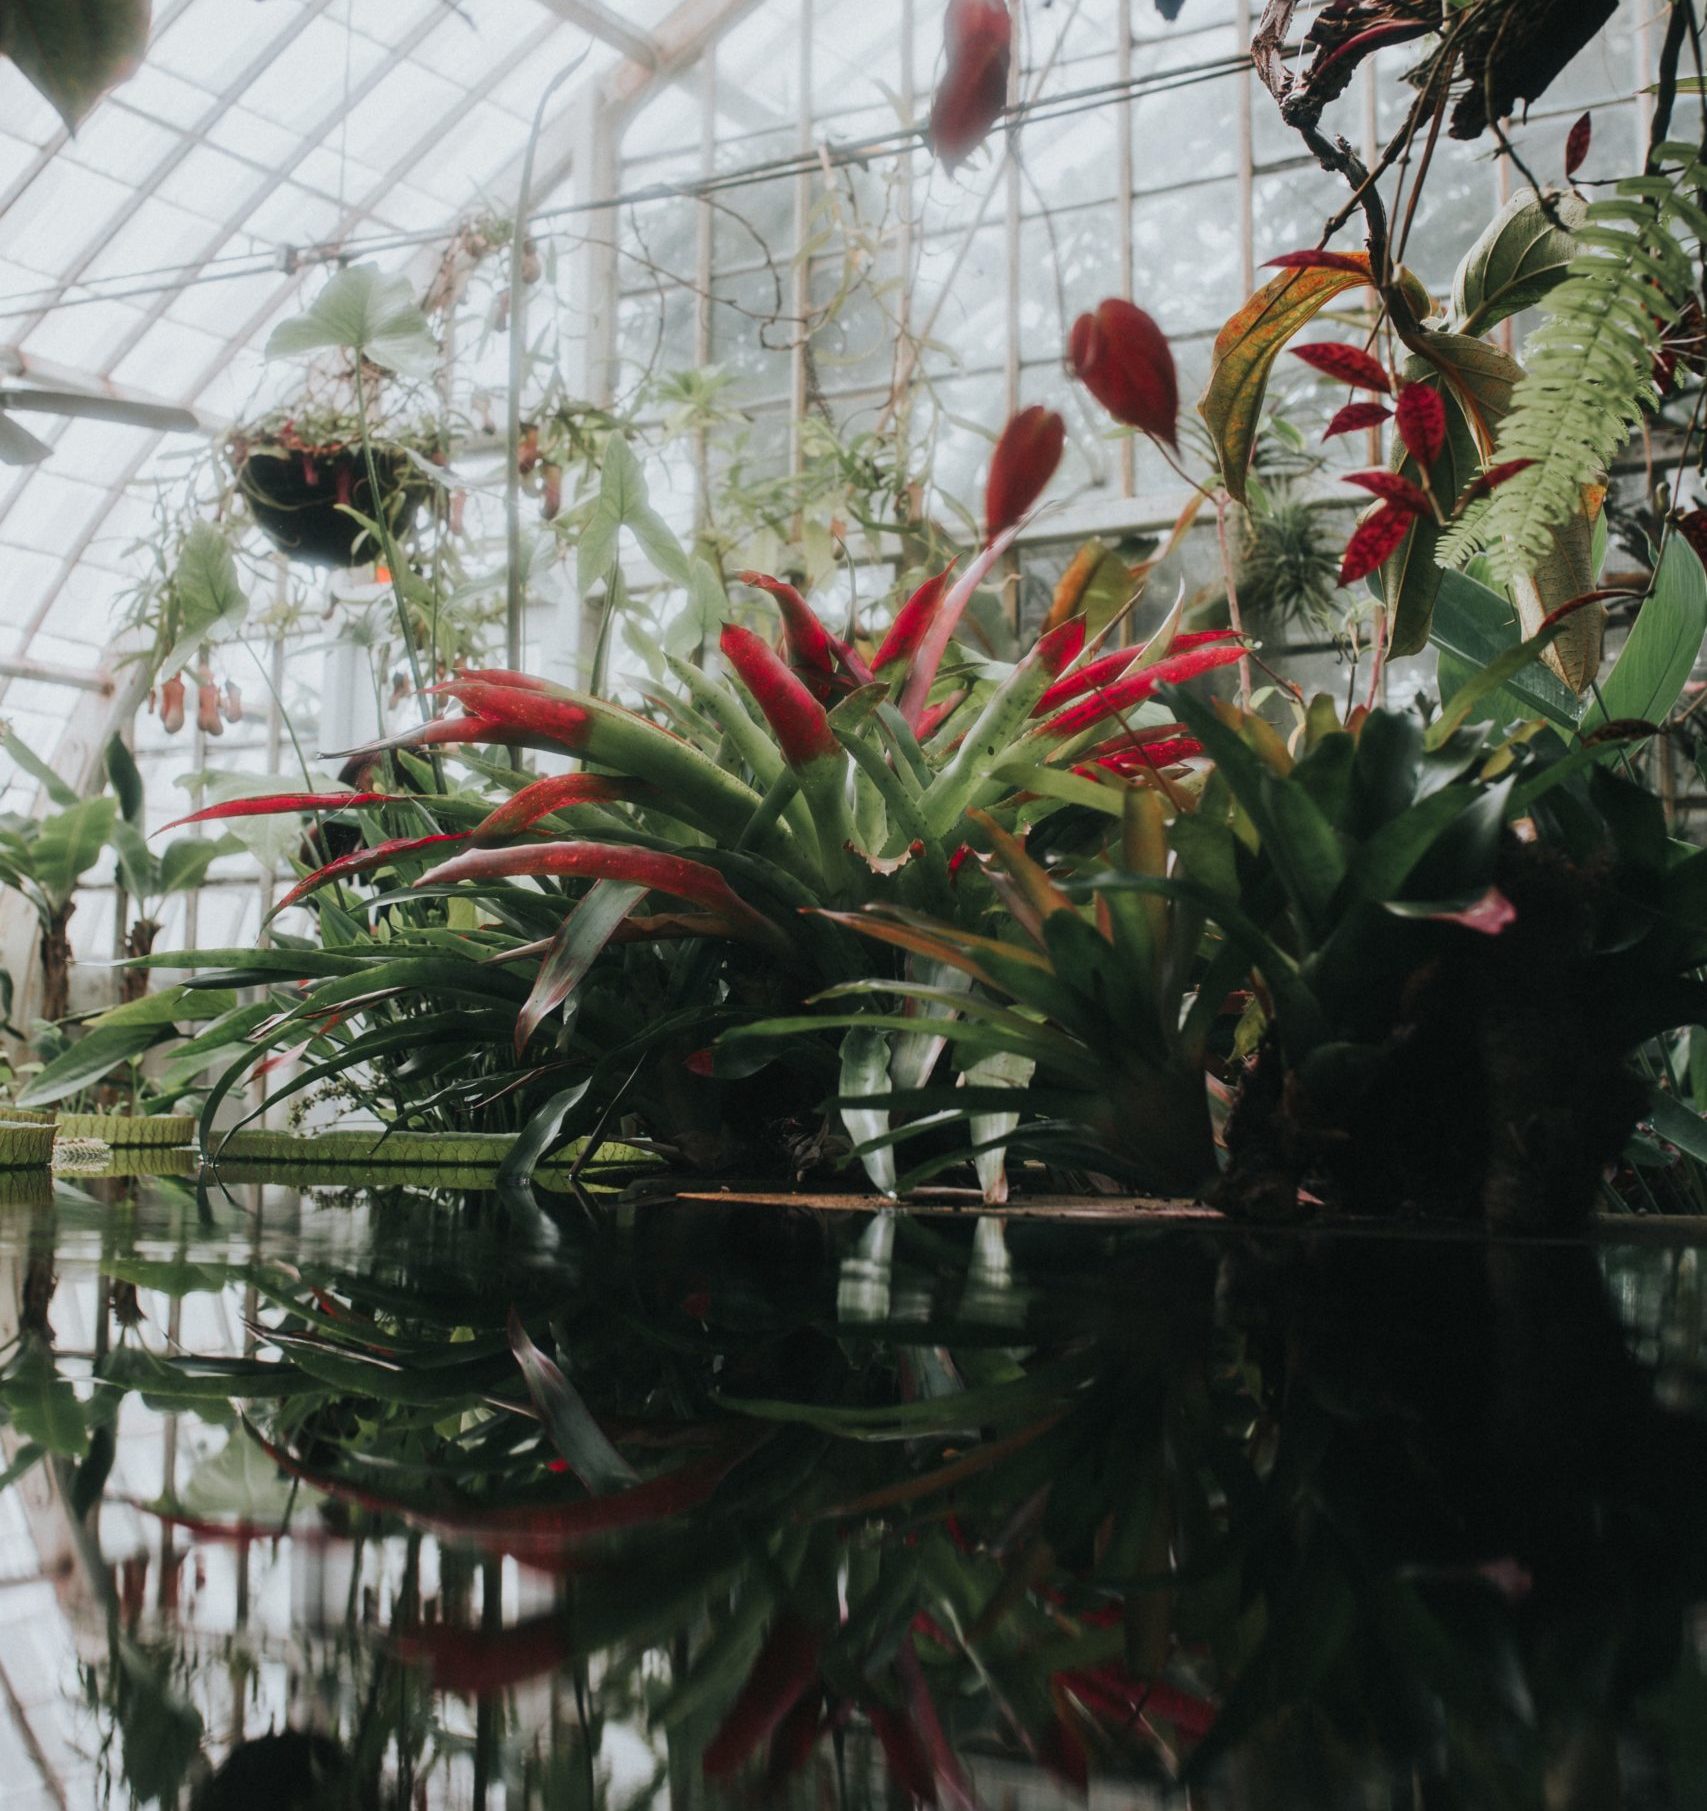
[236,445,428,568]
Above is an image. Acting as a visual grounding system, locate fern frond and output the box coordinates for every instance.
[1442,146,1707,578]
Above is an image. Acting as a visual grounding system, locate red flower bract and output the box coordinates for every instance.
[872,561,959,675]
[719,622,839,768]
[1068,298,1179,446]
[928,0,1011,168]
[986,405,1065,541]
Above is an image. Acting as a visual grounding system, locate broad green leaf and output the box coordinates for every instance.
[110,819,158,900]
[839,1025,896,1197]
[0,0,149,129]
[497,1078,593,1185]
[265,264,440,377]
[15,1017,165,1105]
[29,795,116,908]
[105,734,145,823]
[162,521,250,675]
[0,1345,87,1456]
[1424,602,1588,748]
[157,834,239,897]
[578,433,693,597]
[2,727,79,807]
[1428,568,1583,734]
[1583,534,1707,735]
[1451,189,1585,337]
[90,983,235,1029]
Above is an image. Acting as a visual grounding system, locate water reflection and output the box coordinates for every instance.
[2,1173,1706,1808]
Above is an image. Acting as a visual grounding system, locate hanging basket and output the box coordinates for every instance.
[234,443,430,569]
[53,1113,197,1149]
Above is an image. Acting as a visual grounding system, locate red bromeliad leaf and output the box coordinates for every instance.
[720,622,838,767]
[1078,734,1205,777]
[1264,249,1371,275]
[986,405,1066,541]
[738,571,838,698]
[1455,458,1536,510]
[1035,617,1087,676]
[915,687,969,743]
[471,773,648,844]
[897,525,1021,731]
[1068,298,1179,445]
[873,561,959,674]
[1290,341,1391,393]
[1338,504,1413,584]
[928,0,1011,168]
[272,832,467,914]
[431,679,597,752]
[393,1617,570,1695]
[702,1614,824,1778]
[1344,469,1432,516]
[1033,631,1242,717]
[159,791,396,834]
[1323,400,1392,440]
[1394,382,1446,466]
[1040,643,1245,741]
[1565,111,1592,179]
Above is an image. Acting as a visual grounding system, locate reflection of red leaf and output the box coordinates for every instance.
[1394,382,1446,467]
[1291,341,1391,393]
[1565,111,1592,179]
[986,405,1066,541]
[1264,249,1369,274]
[1344,470,1431,516]
[869,1705,937,1803]
[1068,298,1179,446]
[928,0,1011,167]
[1455,459,1535,509]
[703,1614,823,1778]
[1338,504,1413,584]
[1323,401,1392,440]
[394,1617,569,1695]
[898,1641,976,1811]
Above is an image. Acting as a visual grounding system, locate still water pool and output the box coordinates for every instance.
[2,1165,1705,1809]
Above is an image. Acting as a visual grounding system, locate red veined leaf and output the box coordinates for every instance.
[471,774,649,844]
[927,0,1011,168]
[1033,631,1242,716]
[702,1613,824,1778]
[897,1640,976,1811]
[1264,249,1370,274]
[1540,589,1634,631]
[1338,503,1413,584]
[1344,470,1431,516]
[159,791,397,834]
[986,405,1066,541]
[897,525,1021,731]
[1039,642,1246,740]
[1454,459,1536,509]
[1323,401,1392,440]
[873,561,959,674]
[1068,298,1179,445]
[420,841,780,942]
[507,1307,639,1495]
[1394,382,1446,466]
[392,1616,570,1695]
[1565,111,1592,179]
[272,832,467,915]
[1076,735,1205,777]
[720,622,838,767]
[1291,341,1392,394]
[868,1705,936,1804]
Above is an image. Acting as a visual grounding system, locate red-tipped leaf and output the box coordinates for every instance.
[1291,341,1391,393]
[471,774,648,845]
[720,622,838,767]
[1324,401,1392,440]
[159,791,396,835]
[986,405,1065,541]
[272,832,467,915]
[897,525,1021,731]
[1338,503,1413,584]
[1040,642,1245,740]
[393,1617,571,1695]
[738,571,838,698]
[1068,298,1179,445]
[872,561,959,674]
[1033,631,1241,717]
[702,1614,824,1778]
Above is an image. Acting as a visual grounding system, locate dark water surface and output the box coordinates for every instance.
[3,1166,1706,1809]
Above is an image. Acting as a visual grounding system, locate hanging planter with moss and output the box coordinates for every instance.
[53,1113,197,1149]
[227,411,442,569]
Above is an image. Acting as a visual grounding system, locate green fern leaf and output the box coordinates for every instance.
[1442,146,1707,579]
